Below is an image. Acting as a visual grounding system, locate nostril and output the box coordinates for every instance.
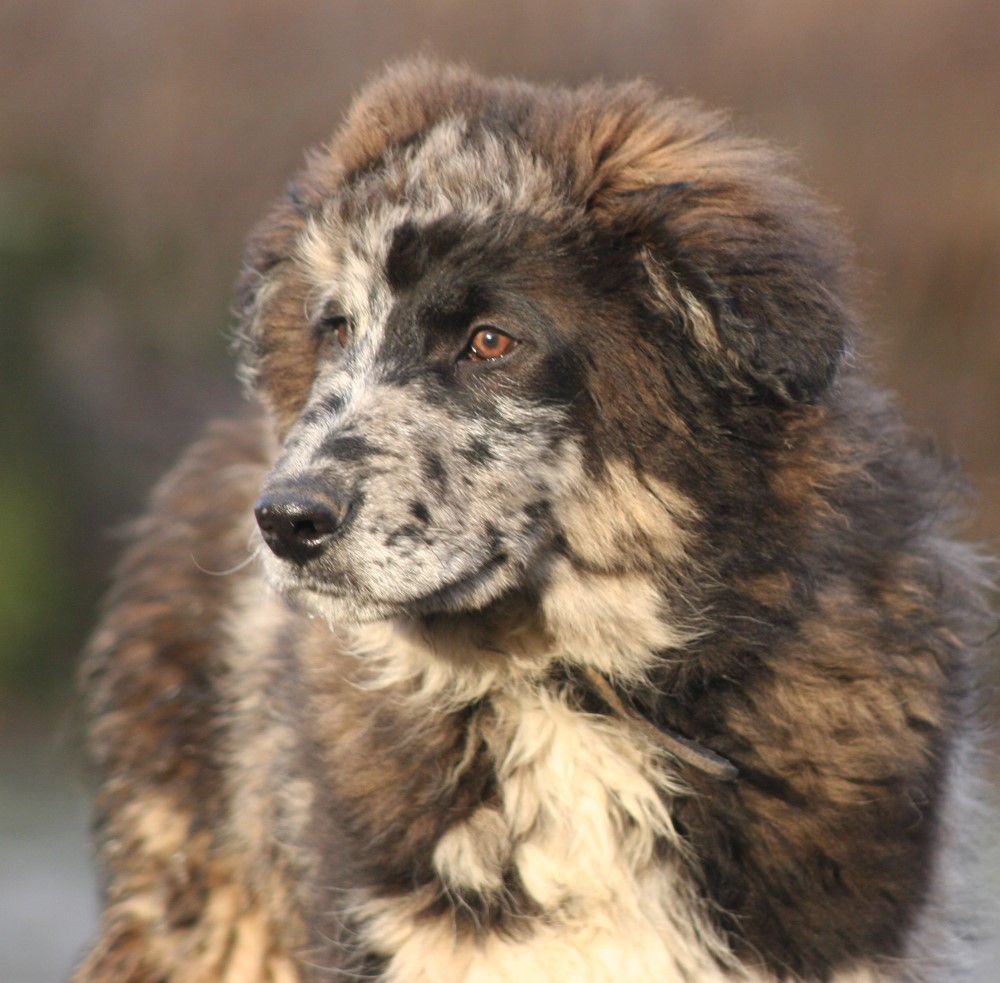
[291,516,320,540]
[254,487,349,565]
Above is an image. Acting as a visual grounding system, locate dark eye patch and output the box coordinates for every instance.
[385,216,476,293]
[386,221,431,291]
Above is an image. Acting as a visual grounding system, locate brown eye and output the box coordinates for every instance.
[316,314,351,348]
[467,326,517,361]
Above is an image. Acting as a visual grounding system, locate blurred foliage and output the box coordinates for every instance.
[0,177,87,696]
[1,0,998,702]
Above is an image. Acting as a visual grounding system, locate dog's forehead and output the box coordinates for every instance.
[295,117,566,330]
[374,115,563,219]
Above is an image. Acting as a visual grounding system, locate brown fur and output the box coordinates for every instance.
[76,60,991,982]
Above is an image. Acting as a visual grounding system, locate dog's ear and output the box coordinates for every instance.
[625,181,852,404]
[580,99,855,404]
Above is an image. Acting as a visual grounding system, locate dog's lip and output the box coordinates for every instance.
[405,552,508,614]
[290,552,508,616]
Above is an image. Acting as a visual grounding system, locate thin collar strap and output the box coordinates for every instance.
[580,666,739,783]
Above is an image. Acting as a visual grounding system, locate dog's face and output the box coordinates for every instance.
[237,62,854,630]
[254,213,591,622]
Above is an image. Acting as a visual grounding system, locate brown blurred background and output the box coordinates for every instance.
[1,1,998,980]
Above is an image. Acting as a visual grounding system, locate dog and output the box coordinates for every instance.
[74,60,991,982]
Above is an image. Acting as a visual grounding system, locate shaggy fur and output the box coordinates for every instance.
[75,60,991,982]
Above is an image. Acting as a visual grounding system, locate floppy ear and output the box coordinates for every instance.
[629,181,853,404]
[580,104,855,404]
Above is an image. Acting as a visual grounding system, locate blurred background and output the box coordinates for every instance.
[1,1,998,979]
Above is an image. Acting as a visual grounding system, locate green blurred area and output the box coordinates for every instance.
[1,177,85,699]
[1,0,998,709]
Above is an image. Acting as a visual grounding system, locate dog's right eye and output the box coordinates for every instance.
[316,314,351,349]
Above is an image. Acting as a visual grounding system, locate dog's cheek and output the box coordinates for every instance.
[234,210,326,432]
[254,290,324,432]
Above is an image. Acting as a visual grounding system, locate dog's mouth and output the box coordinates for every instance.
[268,549,511,622]
[404,551,510,615]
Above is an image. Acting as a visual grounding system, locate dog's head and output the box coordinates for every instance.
[235,60,855,635]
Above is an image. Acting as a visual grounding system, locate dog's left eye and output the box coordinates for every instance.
[465,326,517,361]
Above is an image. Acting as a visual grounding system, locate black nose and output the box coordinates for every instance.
[254,485,350,565]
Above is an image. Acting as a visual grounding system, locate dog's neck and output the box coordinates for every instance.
[381,595,738,783]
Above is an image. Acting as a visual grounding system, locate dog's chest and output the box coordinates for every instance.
[357,688,740,983]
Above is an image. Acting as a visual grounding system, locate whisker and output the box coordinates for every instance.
[189,550,256,577]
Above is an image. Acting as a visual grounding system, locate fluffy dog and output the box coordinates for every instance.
[75,60,990,982]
